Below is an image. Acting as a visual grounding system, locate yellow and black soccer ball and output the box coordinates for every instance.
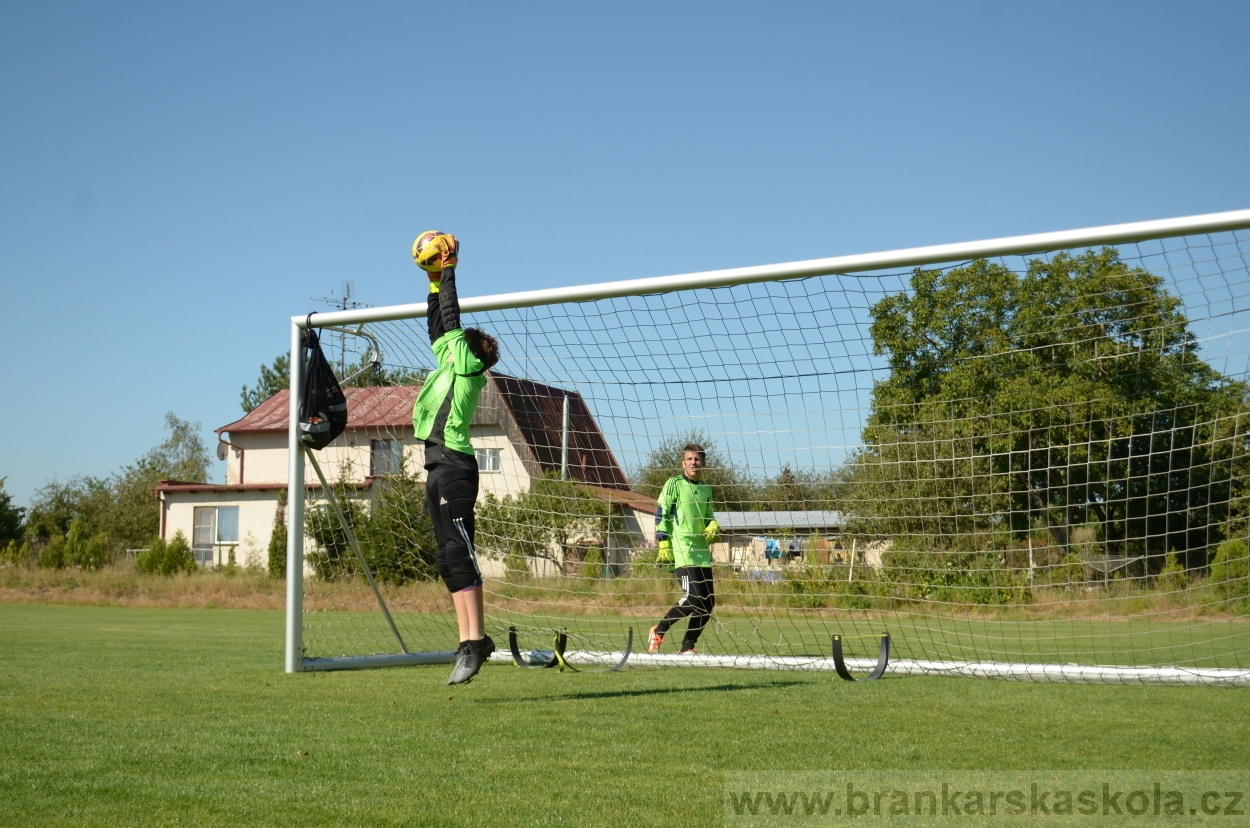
[412,230,459,272]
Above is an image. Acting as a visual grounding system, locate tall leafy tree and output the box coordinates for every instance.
[25,413,212,552]
[24,476,112,542]
[754,464,840,513]
[0,477,24,542]
[105,413,211,546]
[849,249,1250,567]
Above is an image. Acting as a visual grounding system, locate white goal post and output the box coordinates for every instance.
[284,209,1250,685]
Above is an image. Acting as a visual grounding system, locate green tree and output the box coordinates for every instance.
[24,413,211,554]
[24,476,112,542]
[0,477,26,542]
[848,249,1250,569]
[103,413,211,548]
[476,474,615,574]
[303,463,437,585]
[62,518,110,571]
[1208,539,1249,603]
[240,354,290,413]
[755,464,840,512]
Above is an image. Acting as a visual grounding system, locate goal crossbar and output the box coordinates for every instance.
[294,209,1250,330]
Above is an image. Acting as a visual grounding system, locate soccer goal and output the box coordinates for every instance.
[284,209,1250,685]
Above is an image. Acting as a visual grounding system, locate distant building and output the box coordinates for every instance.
[155,374,656,573]
[712,510,846,569]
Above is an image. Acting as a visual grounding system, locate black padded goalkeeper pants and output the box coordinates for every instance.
[425,462,482,593]
[656,566,715,648]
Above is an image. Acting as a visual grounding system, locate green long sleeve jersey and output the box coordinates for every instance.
[654,474,716,568]
[411,328,487,458]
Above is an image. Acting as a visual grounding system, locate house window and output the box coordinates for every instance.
[192,507,216,566]
[192,506,239,567]
[476,448,501,472]
[371,439,403,476]
[217,506,239,544]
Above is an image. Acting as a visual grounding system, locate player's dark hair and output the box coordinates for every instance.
[464,328,500,370]
[682,443,706,463]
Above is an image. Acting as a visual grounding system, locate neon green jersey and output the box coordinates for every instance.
[411,328,487,458]
[655,474,715,568]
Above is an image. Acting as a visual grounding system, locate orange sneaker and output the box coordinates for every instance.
[647,626,664,653]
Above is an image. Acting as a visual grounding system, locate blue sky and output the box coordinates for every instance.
[2,0,1248,508]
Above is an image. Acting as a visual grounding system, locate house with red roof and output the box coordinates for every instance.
[155,374,657,573]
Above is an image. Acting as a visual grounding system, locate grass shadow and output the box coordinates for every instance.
[472,678,809,703]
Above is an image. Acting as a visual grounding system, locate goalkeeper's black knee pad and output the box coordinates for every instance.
[438,547,482,593]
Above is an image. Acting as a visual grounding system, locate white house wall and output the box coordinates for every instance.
[471,425,529,499]
[224,426,527,495]
[162,489,283,569]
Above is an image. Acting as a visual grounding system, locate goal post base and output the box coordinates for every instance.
[300,651,458,672]
[483,649,1250,686]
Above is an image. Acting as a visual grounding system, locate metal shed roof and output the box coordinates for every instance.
[713,510,844,533]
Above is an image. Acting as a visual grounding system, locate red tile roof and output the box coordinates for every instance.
[217,386,421,434]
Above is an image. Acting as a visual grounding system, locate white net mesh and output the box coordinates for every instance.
[295,227,1250,684]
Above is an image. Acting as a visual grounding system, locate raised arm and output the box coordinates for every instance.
[427,266,462,345]
[415,231,461,345]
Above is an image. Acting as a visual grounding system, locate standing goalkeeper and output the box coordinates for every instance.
[411,231,501,685]
[647,444,720,655]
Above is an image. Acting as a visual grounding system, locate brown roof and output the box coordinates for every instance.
[578,484,658,514]
[483,374,630,491]
[154,480,296,494]
[218,386,421,434]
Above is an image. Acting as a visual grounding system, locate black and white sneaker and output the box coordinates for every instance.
[447,636,495,685]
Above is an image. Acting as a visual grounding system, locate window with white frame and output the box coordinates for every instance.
[192,506,239,567]
[476,447,501,472]
[192,507,215,565]
[371,439,404,477]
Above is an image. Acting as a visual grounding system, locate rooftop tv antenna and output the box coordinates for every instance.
[311,280,372,376]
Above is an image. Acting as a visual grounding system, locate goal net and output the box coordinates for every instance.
[285,211,1250,685]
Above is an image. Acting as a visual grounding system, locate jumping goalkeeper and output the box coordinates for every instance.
[647,443,720,655]
[411,231,501,685]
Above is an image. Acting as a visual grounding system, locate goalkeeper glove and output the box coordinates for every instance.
[656,539,673,565]
[703,520,720,544]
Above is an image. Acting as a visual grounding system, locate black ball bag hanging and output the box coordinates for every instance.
[298,326,348,450]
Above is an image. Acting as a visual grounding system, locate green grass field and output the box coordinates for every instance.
[2,604,1248,827]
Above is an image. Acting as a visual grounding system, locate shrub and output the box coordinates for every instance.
[1156,551,1188,592]
[267,491,287,579]
[305,472,437,586]
[1209,539,1249,602]
[62,519,110,571]
[581,546,604,580]
[135,538,166,574]
[882,549,1024,605]
[1,539,24,566]
[785,561,886,610]
[37,535,66,570]
[136,531,196,576]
